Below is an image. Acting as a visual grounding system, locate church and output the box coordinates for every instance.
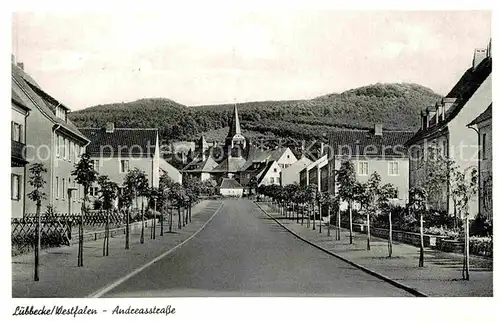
[181,104,298,191]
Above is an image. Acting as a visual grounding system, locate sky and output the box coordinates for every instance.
[11,11,491,110]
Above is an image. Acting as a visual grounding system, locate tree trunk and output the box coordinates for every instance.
[78,198,85,267]
[366,211,371,251]
[327,206,331,237]
[34,201,41,281]
[337,206,341,241]
[463,214,470,280]
[419,213,424,267]
[169,206,173,233]
[178,207,182,229]
[301,204,304,225]
[125,208,130,249]
[388,209,393,258]
[153,199,157,240]
[189,203,192,223]
[307,205,310,228]
[319,202,322,234]
[140,198,145,244]
[349,202,353,244]
[312,203,316,230]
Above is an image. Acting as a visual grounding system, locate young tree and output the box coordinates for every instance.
[97,175,118,256]
[450,166,478,280]
[26,163,48,281]
[72,153,98,267]
[355,172,383,251]
[409,187,428,267]
[377,183,398,258]
[183,177,202,224]
[123,168,149,244]
[118,185,133,249]
[168,183,186,230]
[337,160,357,244]
[159,173,174,234]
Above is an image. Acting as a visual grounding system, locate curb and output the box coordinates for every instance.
[254,202,428,298]
[88,201,224,298]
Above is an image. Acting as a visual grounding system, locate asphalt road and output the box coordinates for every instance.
[103,199,412,297]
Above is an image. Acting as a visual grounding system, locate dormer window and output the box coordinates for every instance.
[56,105,67,121]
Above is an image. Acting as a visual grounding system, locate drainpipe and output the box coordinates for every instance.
[23,108,30,217]
[52,124,61,206]
[467,125,481,217]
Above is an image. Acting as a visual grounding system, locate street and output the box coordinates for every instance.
[103,199,411,297]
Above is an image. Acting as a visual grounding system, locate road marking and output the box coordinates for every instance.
[87,201,224,298]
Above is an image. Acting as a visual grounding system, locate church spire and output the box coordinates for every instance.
[227,103,241,137]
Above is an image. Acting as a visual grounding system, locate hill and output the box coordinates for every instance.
[69,83,441,143]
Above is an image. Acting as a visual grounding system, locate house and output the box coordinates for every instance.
[181,104,298,191]
[405,42,492,215]
[467,104,492,220]
[281,156,312,186]
[11,74,31,217]
[79,123,180,208]
[329,124,414,208]
[11,60,90,216]
[218,178,243,197]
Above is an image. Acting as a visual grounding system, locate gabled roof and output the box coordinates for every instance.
[329,129,414,157]
[212,157,247,172]
[79,128,158,157]
[11,64,88,143]
[406,57,492,145]
[182,154,219,172]
[468,104,492,126]
[219,178,243,189]
[241,146,290,170]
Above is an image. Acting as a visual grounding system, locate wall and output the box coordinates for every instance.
[159,158,182,183]
[259,161,281,186]
[281,157,312,186]
[477,118,492,220]
[276,148,298,169]
[11,104,27,217]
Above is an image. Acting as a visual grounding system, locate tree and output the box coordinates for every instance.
[377,183,398,258]
[159,172,174,236]
[354,172,383,251]
[408,187,428,267]
[168,183,187,229]
[118,185,133,249]
[450,166,478,280]
[97,175,118,256]
[284,183,300,221]
[183,177,201,224]
[72,153,98,267]
[26,163,47,281]
[303,184,317,229]
[337,160,357,244]
[123,168,149,244]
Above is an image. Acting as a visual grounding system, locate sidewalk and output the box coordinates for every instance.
[257,202,493,297]
[12,200,223,298]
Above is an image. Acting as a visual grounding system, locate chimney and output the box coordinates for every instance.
[472,48,487,69]
[17,62,24,70]
[320,142,325,156]
[374,124,383,136]
[487,38,492,58]
[105,122,115,133]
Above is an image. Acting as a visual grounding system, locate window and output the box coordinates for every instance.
[270,177,275,184]
[62,178,66,200]
[11,122,22,143]
[55,176,59,199]
[120,160,130,173]
[65,138,69,160]
[358,161,368,176]
[58,135,63,158]
[11,174,21,200]
[273,168,278,173]
[482,133,487,160]
[388,161,399,176]
[92,160,100,173]
[69,142,73,163]
[56,106,66,120]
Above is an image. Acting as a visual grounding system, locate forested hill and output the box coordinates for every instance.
[69,83,441,143]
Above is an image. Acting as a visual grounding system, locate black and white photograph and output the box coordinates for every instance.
[4,3,497,321]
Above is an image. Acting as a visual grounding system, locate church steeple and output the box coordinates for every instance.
[227,103,241,137]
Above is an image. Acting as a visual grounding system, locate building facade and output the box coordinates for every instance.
[405,44,492,216]
[467,104,492,220]
[12,62,90,216]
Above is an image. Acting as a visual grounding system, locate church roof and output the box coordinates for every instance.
[212,157,247,173]
[227,104,242,138]
[219,178,243,189]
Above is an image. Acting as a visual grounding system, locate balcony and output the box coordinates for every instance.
[11,140,27,166]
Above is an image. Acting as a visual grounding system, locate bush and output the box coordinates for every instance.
[470,214,493,237]
[469,236,493,257]
[423,226,459,238]
[423,210,460,230]
[93,199,102,210]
